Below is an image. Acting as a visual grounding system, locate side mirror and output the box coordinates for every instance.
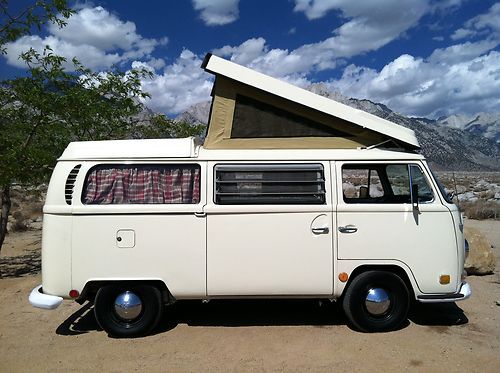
[411,184,419,210]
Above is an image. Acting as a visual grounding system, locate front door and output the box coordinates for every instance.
[335,161,458,294]
[206,162,334,296]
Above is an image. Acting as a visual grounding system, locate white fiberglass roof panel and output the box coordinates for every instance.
[59,138,197,160]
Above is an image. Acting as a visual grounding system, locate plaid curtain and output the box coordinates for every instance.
[83,165,200,204]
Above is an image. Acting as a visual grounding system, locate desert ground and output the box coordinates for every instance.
[0,219,499,372]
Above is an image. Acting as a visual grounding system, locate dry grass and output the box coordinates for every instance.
[460,201,500,220]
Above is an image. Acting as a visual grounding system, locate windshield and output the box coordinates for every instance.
[430,169,454,204]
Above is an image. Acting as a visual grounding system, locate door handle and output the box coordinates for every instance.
[338,225,358,233]
[312,227,329,234]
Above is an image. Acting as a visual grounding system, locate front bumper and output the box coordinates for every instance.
[417,281,472,303]
[29,285,63,309]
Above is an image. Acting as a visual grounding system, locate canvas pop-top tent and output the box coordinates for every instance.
[201,53,420,151]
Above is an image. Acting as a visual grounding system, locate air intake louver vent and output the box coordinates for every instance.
[65,164,82,205]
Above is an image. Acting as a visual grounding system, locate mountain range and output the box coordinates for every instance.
[174,83,500,171]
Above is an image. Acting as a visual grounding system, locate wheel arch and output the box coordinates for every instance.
[341,264,416,301]
[78,279,175,305]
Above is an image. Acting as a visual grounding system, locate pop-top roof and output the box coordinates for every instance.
[202,53,419,149]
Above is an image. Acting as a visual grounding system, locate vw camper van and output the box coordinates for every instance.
[29,54,471,337]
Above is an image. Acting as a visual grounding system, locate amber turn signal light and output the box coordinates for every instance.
[439,275,450,284]
[338,272,349,282]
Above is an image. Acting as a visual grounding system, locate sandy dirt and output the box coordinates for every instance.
[0,220,499,372]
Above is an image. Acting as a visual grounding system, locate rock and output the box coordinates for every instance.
[30,221,43,230]
[458,191,476,202]
[464,227,496,275]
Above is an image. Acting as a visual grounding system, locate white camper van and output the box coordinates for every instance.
[29,54,471,337]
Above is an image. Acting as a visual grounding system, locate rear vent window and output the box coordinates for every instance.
[65,164,82,205]
[215,164,326,205]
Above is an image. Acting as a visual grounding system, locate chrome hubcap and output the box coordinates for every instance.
[114,291,142,321]
[365,288,391,316]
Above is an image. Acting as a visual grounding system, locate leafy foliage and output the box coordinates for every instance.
[0,0,72,54]
[0,47,155,186]
[0,1,205,253]
[138,114,206,139]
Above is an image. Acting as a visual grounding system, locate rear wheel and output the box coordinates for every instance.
[342,271,409,332]
[94,284,163,337]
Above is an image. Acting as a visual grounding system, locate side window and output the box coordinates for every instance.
[82,164,200,204]
[214,164,326,205]
[342,168,384,201]
[386,164,411,202]
[410,165,434,202]
[343,163,434,204]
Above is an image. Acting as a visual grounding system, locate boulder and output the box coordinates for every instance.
[464,227,496,275]
[458,191,476,202]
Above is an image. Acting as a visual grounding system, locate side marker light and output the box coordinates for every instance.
[439,275,450,285]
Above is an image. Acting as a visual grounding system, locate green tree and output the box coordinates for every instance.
[0,47,155,252]
[0,1,205,254]
[0,0,73,54]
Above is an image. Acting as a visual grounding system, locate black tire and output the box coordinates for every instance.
[94,284,163,337]
[342,271,409,332]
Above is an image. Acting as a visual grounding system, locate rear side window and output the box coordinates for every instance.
[215,164,326,205]
[82,164,200,204]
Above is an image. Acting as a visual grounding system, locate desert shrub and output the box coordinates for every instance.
[461,201,500,220]
[478,190,495,199]
[27,202,43,218]
[10,211,30,231]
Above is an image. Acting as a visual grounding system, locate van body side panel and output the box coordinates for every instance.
[70,161,207,298]
[336,205,457,294]
[206,161,334,296]
[71,214,206,297]
[207,212,333,295]
[42,214,72,297]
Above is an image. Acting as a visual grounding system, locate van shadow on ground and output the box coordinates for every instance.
[56,299,468,337]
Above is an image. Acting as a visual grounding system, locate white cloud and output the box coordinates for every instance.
[292,1,430,59]
[3,6,166,71]
[293,0,339,20]
[192,0,239,26]
[328,46,500,118]
[430,0,467,12]
[451,3,500,40]
[451,28,475,40]
[211,1,430,82]
[429,39,499,64]
[137,50,214,114]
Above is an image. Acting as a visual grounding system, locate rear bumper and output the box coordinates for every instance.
[417,282,472,303]
[29,285,63,309]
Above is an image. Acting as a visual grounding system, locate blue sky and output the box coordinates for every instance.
[2,0,499,118]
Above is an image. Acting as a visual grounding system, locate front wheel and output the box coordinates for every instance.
[342,271,409,332]
[94,284,163,337]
